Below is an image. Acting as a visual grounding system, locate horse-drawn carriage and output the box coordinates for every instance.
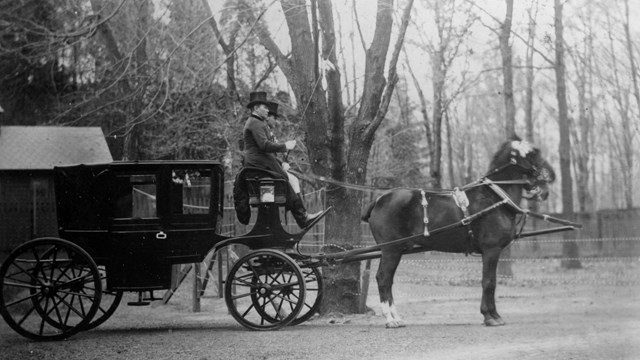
[0,139,581,340]
[0,160,330,340]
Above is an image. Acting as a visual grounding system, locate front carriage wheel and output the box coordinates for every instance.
[0,238,102,341]
[224,249,305,330]
[290,266,323,326]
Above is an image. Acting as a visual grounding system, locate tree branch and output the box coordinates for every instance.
[466,0,555,65]
[368,0,415,139]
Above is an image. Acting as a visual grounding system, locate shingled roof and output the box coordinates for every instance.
[0,126,113,170]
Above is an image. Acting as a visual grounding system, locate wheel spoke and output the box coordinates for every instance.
[2,280,42,291]
[50,294,67,328]
[49,246,59,280]
[38,295,51,336]
[52,291,91,319]
[231,290,258,301]
[5,291,42,308]
[15,302,38,326]
[240,302,256,318]
[6,260,46,287]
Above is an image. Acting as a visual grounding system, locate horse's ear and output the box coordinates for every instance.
[508,134,522,142]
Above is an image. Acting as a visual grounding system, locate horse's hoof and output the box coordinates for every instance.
[484,318,501,327]
[494,317,506,326]
[396,321,406,328]
[385,321,400,329]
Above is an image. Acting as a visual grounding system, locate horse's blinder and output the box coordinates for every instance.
[509,149,554,200]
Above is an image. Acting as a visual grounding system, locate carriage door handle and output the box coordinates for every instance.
[156,231,167,240]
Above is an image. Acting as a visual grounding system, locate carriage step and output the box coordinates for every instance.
[127,300,151,306]
[127,291,160,306]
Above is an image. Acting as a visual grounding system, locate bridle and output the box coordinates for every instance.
[473,150,553,201]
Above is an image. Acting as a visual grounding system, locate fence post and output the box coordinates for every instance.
[193,263,201,312]
[218,248,224,298]
[359,259,372,312]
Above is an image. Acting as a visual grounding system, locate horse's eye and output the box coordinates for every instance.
[538,168,550,181]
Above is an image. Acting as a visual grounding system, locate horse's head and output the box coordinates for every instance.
[488,137,556,201]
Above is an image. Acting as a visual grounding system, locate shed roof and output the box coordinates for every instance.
[0,126,113,170]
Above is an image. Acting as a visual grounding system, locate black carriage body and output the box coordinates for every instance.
[53,160,225,291]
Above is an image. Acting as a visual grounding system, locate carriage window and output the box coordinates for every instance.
[113,174,157,218]
[171,169,211,215]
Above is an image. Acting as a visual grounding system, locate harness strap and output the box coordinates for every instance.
[420,190,430,236]
[453,188,475,255]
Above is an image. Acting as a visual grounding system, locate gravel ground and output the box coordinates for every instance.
[2,261,639,360]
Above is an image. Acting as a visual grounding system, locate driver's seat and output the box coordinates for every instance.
[233,167,287,225]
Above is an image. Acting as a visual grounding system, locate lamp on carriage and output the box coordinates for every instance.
[260,182,276,203]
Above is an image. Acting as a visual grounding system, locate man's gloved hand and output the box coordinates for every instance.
[282,162,290,171]
[285,140,296,150]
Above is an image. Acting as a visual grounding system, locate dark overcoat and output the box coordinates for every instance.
[242,113,288,179]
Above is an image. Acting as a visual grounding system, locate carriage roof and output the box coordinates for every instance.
[53,160,224,231]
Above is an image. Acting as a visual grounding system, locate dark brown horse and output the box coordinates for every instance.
[361,138,555,328]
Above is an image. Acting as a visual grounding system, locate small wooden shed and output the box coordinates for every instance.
[0,126,113,251]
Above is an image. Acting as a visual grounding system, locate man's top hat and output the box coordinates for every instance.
[267,102,279,118]
[247,91,269,109]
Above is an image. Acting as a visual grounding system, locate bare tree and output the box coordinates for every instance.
[566,0,596,213]
[524,1,538,144]
[409,0,475,189]
[554,0,580,269]
[243,0,414,314]
[623,0,640,114]
[202,0,241,102]
[499,0,515,138]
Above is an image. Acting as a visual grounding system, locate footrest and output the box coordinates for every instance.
[303,207,332,229]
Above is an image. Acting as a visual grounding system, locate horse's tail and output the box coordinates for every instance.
[361,198,377,222]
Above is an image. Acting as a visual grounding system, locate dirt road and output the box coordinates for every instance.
[2,279,639,360]
[2,257,639,359]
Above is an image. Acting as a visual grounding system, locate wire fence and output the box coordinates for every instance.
[216,181,640,305]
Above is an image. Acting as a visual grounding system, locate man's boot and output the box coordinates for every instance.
[290,195,322,229]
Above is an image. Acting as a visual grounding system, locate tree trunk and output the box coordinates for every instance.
[445,111,454,187]
[247,0,412,314]
[524,3,539,248]
[316,0,360,315]
[124,0,150,161]
[571,0,595,213]
[554,0,580,269]
[623,0,640,113]
[622,0,637,209]
[500,0,516,138]
[497,0,515,277]
[431,50,444,189]
[406,55,433,187]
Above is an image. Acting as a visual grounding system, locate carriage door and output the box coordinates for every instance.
[108,171,170,290]
[163,166,220,264]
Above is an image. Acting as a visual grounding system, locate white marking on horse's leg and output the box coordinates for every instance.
[381,301,397,328]
[389,304,405,327]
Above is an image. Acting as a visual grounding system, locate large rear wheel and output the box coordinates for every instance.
[0,238,101,341]
[81,266,122,331]
[224,249,305,330]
